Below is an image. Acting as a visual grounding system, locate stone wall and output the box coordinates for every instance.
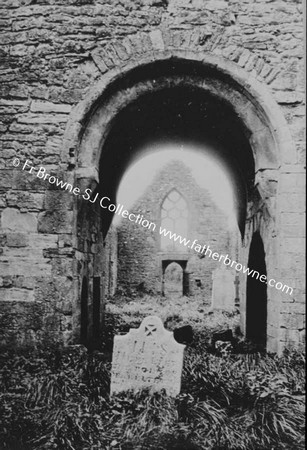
[116,160,237,299]
[0,0,305,352]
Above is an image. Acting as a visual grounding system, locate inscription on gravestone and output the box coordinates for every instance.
[110,316,185,397]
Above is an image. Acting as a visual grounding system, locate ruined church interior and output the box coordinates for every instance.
[0,1,304,447]
[78,84,271,352]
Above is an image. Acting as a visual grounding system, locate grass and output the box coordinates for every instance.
[0,294,305,450]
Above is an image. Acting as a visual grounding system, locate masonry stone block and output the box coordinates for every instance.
[0,195,7,207]
[149,30,165,51]
[38,210,73,234]
[117,161,237,299]
[279,172,305,194]
[17,114,69,124]
[0,170,17,191]
[13,276,35,290]
[30,101,72,114]
[0,301,45,347]
[6,233,29,248]
[1,208,37,232]
[279,212,305,238]
[0,288,34,302]
[275,91,304,105]
[37,191,73,234]
[278,193,305,213]
[6,191,44,211]
[280,302,305,315]
[0,259,52,277]
[51,256,75,277]
[280,328,305,347]
[280,237,305,254]
[280,313,305,330]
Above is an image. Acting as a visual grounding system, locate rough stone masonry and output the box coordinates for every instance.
[116,160,238,298]
[0,0,305,353]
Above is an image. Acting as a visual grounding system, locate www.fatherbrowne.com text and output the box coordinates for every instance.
[15,158,294,296]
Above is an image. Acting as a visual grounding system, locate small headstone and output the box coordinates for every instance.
[211,265,236,310]
[174,325,194,345]
[212,329,234,344]
[110,316,185,397]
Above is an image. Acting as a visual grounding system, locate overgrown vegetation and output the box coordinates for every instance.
[102,294,240,354]
[0,295,305,450]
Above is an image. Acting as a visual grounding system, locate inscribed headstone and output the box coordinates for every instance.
[211,265,236,310]
[110,316,185,397]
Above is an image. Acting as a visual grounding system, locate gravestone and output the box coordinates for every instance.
[110,316,185,397]
[211,265,236,311]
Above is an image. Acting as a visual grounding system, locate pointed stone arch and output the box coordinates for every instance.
[160,189,188,252]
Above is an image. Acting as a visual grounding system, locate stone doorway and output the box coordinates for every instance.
[246,232,268,350]
[164,262,183,296]
[92,277,101,347]
[162,260,189,297]
[80,277,88,345]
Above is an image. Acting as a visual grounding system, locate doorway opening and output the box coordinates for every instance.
[80,277,88,345]
[162,260,189,297]
[246,231,268,350]
[93,277,101,346]
[164,262,183,296]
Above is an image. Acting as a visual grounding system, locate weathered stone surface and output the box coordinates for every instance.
[0,259,52,277]
[0,288,34,302]
[117,162,236,297]
[27,233,58,249]
[37,191,73,234]
[37,210,73,234]
[0,195,6,208]
[30,101,72,114]
[17,114,69,124]
[6,191,44,211]
[280,313,305,330]
[279,172,305,194]
[279,328,305,348]
[6,233,29,248]
[280,213,305,238]
[111,316,185,397]
[280,302,305,315]
[1,208,37,232]
[0,0,304,353]
[149,30,165,51]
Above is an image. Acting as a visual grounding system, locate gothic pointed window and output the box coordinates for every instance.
[161,190,188,252]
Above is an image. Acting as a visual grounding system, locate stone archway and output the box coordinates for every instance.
[162,260,189,297]
[92,276,101,347]
[64,50,295,353]
[163,262,183,297]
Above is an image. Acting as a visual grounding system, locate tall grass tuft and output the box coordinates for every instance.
[0,344,304,450]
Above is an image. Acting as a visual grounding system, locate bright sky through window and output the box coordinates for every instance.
[161,190,188,252]
[114,143,237,229]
